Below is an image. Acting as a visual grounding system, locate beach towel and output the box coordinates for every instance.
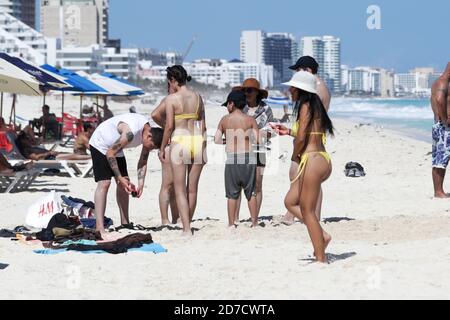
[33,243,167,255]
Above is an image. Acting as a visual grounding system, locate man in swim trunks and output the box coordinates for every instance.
[89,113,163,235]
[431,62,450,198]
[215,91,260,227]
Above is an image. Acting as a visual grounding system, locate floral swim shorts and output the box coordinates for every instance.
[432,122,450,169]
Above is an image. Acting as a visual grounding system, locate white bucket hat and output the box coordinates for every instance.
[283,71,317,94]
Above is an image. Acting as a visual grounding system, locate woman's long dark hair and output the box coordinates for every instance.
[166,65,192,86]
[292,88,334,136]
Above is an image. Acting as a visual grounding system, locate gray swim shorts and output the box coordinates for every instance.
[225,153,257,201]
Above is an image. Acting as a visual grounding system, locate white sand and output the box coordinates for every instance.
[0,93,449,300]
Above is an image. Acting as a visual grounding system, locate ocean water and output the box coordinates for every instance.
[268,97,434,142]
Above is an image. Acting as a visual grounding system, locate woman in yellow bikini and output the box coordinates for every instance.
[160,65,206,236]
[275,71,334,263]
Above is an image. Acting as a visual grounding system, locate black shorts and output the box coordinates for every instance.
[90,146,129,182]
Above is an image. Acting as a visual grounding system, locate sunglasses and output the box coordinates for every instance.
[244,88,258,94]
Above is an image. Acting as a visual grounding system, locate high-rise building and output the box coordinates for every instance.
[240,30,265,65]
[264,32,297,83]
[0,11,56,65]
[395,68,438,94]
[300,36,341,93]
[56,45,138,79]
[40,0,109,47]
[300,37,325,79]
[322,36,341,93]
[342,66,394,96]
[0,0,21,16]
[19,0,35,28]
[240,30,296,86]
[0,0,35,28]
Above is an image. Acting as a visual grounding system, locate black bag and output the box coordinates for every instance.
[344,162,366,178]
[36,212,81,241]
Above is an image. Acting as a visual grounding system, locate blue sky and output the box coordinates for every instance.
[109,0,449,72]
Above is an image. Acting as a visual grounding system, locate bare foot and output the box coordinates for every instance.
[313,232,332,258]
[434,192,450,199]
[323,232,332,252]
[161,220,171,226]
[181,230,193,237]
[281,212,295,226]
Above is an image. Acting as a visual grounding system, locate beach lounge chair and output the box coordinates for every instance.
[0,131,93,178]
[0,169,41,193]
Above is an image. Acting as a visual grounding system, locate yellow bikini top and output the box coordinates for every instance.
[290,122,327,145]
[174,94,201,120]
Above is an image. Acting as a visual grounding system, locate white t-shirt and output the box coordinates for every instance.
[89,113,149,157]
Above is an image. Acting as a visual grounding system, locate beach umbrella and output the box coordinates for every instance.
[78,72,129,96]
[0,53,70,91]
[41,64,108,123]
[0,57,42,97]
[0,57,42,125]
[101,73,145,96]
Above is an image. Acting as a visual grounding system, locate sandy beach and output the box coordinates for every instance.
[0,94,449,300]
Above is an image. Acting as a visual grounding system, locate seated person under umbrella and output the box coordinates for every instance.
[31,105,60,140]
[16,131,90,161]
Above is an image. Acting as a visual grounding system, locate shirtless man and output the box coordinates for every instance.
[89,114,163,235]
[431,62,450,198]
[215,91,260,227]
[74,123,95,155]
[280,56,332,224]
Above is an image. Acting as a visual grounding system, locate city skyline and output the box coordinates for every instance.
[108,0,449,73]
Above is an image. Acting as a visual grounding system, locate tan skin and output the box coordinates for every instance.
[17,134,91,161]
[278,67,331,224]
[160,79,206,236]
[95,123,157,237]
[215,102,260,227]
[282,86,332,264]
[431,62,450,198]
[151,89,180,226]
[74,127,95,155]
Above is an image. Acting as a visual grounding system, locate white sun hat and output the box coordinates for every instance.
[282,71,317,94]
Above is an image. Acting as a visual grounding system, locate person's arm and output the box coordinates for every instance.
[199,95,207,135]
[82,134,90,150]
[434,84,449,124]
[159,97,175,161]
[291,103,311,163]
[151,99,167,127]
[251,118,261,146]
[27,151,57,161]
[94,103,105,110]
[136,146,150,198]
[106,123,134,193]
[214,118,225,145]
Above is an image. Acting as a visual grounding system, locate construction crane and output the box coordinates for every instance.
[182,35,197,63]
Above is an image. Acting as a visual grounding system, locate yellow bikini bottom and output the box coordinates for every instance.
[291,151,331,184]
[171,135,204,158]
